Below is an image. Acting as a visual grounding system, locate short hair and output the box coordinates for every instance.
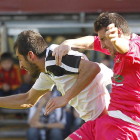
[0,52,13,62]
[94,12,131,36]
[13,30,47,59]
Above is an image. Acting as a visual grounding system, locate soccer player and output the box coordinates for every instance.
[0,30,113,124]
[51,12,140,140]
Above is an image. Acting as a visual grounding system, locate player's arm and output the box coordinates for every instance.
[52,36,95,65]
[44,59,100,115]
[63,60,100,100]
[0,87,49,109]
[106,23,129,54]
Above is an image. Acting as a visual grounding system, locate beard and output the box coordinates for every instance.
[27,61,41,79]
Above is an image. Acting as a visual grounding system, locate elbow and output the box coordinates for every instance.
[92,62,100,76]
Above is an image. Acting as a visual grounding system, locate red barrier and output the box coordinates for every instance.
[0,0,139,14]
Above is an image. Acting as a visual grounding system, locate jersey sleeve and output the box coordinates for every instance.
[94,36,110,55]
[45,48,83,76]
[32,73,54,91]
[125,39,140,64]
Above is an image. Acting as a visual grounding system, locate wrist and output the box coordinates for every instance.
[63,93,71,103]
[64,40,74,50]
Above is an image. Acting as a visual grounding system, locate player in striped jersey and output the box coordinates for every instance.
[0,30,112,123]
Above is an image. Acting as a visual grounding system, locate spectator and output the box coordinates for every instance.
[64,105,82,137]
[27,86,66,140]
[73,109,82,131]
[0,52,22,96]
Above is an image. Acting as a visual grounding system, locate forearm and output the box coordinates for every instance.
[64,61,100,101]
[0,92,32,109]
[65,36,95,50]
[113,38,129,54]
[106,23,130,54]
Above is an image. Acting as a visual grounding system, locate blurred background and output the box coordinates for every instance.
[0,0,140,140]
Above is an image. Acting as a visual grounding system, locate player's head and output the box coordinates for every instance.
[94,12,130,36]
[94,12,131,56]
[14,30,47,60]
[14,30,47,79]
[0,52,14,71]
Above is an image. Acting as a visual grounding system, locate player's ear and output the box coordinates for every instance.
[118,28,123,38]
[27,51,36,61]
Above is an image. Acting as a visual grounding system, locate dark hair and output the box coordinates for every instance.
[94,12,131,36]
[0,52,13,62]
[13,30,47,59]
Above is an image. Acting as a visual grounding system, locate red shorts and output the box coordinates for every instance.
[69,114,140,140]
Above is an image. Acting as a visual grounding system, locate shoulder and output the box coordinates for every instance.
[46,44,59,59]
[38,72,52,80]
[127,34,140,56]
[48,44,59,51]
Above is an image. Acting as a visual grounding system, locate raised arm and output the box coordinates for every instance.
[52,36,95,65]
[0,87,49,109]
[106,23,129,54]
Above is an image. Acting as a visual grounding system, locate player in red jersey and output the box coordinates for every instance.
[50,12,140,140]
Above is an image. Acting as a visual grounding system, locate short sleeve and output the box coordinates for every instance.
[32,72,54,91]
[125,39,140,64]
[46,48,84,76]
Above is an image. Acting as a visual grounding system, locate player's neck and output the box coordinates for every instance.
[37,57,46,73]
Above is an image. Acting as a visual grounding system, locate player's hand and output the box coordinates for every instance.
[52,41,71,66]
[106,23,119,42]
[44,96,69,115]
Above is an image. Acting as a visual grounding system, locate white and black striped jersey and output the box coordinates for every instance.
[33,44,113,122]
[45,44,88,76]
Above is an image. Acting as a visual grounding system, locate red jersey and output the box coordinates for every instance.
[0,64,22,90]
[94,34,140,123]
